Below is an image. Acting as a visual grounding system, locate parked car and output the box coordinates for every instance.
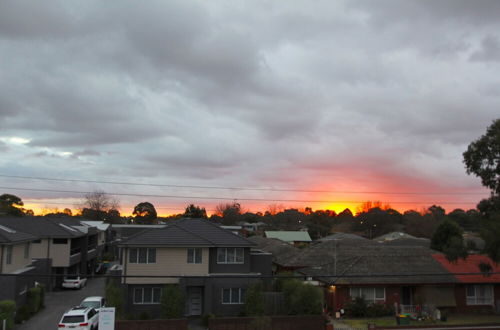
[80,296,106,312]
[57,306,99,330]
[62,276,87,289]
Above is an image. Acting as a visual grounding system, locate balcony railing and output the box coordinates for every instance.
[70,247,81,256]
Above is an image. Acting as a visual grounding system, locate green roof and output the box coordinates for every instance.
[265,231,312,243]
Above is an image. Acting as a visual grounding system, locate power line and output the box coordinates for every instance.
[0,174,488,196]
[0,186,480,205]
[22,200,217,212]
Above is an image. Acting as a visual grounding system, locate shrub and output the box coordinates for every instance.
[344,297,367,317]
[161,285,186,319]
[14,305,30,324]
[202,313,215,327]
[275,271,294,291]
[27,287,42,315]
[245,283,264,316]
[0,300,16,329]
[38,285,45,309]
[366,303,393,317]
[281,280,323,315]
[105,280,124,319]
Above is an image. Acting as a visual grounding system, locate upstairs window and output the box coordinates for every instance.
[24,243,30,259]
[187,248,202,264]
[467,285,493,305]
[217,248,244,264]
[129,248,156,264]
[6,246,12,265]
[53,238,68,244]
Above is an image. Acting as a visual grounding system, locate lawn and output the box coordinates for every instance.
[343,314,500,328]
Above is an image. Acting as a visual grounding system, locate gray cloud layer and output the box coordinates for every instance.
[0,0,497,211]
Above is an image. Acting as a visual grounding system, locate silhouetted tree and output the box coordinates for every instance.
[183,204,207,219]
[463,118,500,195]
[80,190,120,222]
[215,202,242,225]
[133,202,157,224]
[431,219,467,262]
[0,194,25,216]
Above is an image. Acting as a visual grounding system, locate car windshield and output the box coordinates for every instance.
[81,301,100,309]
[62,315,85,323]
[65,276,78,280]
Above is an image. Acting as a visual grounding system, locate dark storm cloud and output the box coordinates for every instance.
[0,0,498,209]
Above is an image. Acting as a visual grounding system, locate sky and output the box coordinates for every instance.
[0,0,498,216]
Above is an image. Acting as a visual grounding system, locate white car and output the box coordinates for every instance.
[62,276,87,289]
[80,296,106,312]
[57,306,99,330]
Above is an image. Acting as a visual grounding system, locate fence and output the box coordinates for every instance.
[208,315,325,330]
[263,292,284,315]
[115,319,188,330]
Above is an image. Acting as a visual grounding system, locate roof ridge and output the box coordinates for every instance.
[180,218,256,246]
[173,221,216,246]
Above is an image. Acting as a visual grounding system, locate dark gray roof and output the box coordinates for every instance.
[299,246,456,285]
[120,218,255,247]
[0,223,37,244]
[0,217,85,238]
[247,236,301,267]
[318,233,368,242]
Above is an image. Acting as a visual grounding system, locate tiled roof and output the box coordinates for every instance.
[248,236,300,267]
[432,254,500,283]
[0,224,37,244]
[0,216,85,238]
[121,218,255,247]
[300,247,456,285]
[265,231,312,242]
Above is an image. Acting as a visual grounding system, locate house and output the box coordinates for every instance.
[117,218,272,318]
[298,245,457,313]
[0,217,102,288]
[433,254,500,313]
[264,230,312,246]
[0,223,51,306]
[247,236,301,273]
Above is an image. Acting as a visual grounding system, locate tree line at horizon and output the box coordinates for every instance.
[1,118,499,263]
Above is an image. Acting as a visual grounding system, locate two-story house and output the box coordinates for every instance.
[0,223,50,306]
[0,217,100,288]
[118,218,272,317]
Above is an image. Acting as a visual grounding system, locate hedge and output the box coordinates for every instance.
[0,300,16,330]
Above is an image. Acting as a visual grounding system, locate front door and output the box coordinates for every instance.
[401,286,413,305]
[187,287,203,316]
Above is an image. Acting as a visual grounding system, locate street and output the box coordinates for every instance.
[16,277,106,330]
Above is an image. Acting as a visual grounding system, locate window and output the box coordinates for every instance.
[53,238,68,244]
[133,287,162,304]
[129,248,156,264]
[221,288,245,304]
[24,243,30,259]
[216,248,244,264]
[33,239,41,244]
[6,246,12,264]
[350,287,385,303]
[467,285,493,305]
[187,248,202,264]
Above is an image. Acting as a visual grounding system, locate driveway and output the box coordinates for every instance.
[16,277,106,330]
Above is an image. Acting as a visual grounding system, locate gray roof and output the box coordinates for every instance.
[374,232,419,241]
[317,233,368,242]
[247,236,301,267]
[299,246,456,285]
[0,224,37,244]
[120,218,255,247]
[0,217,86,238]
